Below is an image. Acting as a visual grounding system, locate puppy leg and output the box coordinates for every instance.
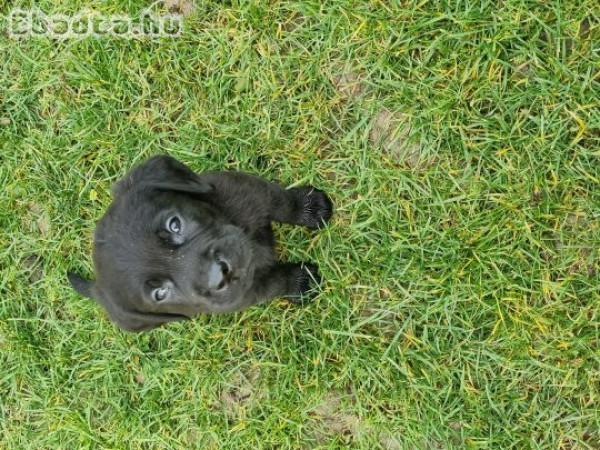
[246,263,322,306]
[255,183,333,229]
[284,187,333,229]
[203,172,333,229]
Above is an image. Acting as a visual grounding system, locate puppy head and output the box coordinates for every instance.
[69,155,254,332]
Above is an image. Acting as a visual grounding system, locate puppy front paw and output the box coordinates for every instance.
[291,187,333,229]
[284,263,322,304]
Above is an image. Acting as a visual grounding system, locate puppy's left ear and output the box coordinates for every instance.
[112,155,213,197]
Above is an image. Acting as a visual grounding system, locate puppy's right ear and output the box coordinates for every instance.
[67,272,94,298]
[112,155,213,198]
[68,272,186,332]
[105,308,189,333]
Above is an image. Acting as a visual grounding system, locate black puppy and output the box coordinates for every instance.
[68,155,333,332]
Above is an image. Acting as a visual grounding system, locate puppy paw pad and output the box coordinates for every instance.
[292,187,333,229]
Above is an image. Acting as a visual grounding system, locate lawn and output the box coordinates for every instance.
[1,0,599,448]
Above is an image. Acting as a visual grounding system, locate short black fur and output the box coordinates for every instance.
[68,155,333,332]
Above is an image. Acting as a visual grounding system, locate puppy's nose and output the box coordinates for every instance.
[207,258,232,291]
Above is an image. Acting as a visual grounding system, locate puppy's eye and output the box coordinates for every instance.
[167,217,181,234]
[152,286,169,302]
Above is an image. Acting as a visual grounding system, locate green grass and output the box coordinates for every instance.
[1,0,599,448]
